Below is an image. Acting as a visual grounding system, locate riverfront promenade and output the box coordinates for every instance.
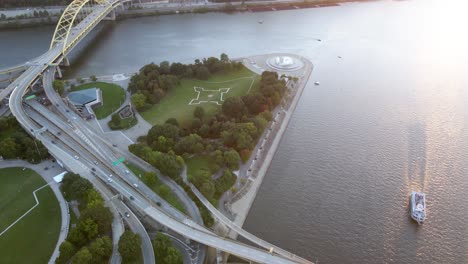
[226,53,313,235]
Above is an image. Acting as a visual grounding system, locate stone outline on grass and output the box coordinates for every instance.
[0,183,50,237]
[189,86,231,106]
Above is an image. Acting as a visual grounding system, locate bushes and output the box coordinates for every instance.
[0,116,49,163]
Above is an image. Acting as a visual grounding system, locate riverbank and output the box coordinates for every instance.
[0,0,375,29]
[225,53,313,236]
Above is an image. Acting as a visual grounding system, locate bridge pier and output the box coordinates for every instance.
[55,66,63,79]
[61,57,70,67]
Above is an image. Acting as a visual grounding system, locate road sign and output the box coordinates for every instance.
[112,157,125,166]
[24,94,36,100]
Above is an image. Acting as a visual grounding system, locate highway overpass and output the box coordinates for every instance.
[4,0,314,263]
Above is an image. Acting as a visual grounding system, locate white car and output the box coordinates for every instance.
[107,178,113,183]
[74,155,79,160]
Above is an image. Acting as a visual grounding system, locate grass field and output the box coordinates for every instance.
[141,67,259,126]
[72,82,126,120]
[126,163,186,213]
[185,155,217,178]
[0,167,61,264]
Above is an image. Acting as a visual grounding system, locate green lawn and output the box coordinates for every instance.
[185,155,218,177]
[141,67,259,126]
[125,163,186,213]
[0,167,61,264]
[72,82,126,119]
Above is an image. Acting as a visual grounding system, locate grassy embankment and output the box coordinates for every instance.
[0,167,61,264]
[72,82,126,119]
[126,163,186,214]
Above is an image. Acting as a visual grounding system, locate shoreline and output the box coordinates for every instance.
[228,53,313,234]
[0,0,374,30]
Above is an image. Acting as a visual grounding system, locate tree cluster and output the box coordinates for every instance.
[153,232,183,264]
[0,116,49,163]
[56,173,113,264]
[127,53,242,111]
[118,231,142,262]
[129,71,286,205]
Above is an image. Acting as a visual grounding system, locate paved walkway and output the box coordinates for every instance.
[0,159,69,264]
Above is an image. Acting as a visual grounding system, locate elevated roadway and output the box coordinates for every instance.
[23,101,155,264]
[5,0,315,263]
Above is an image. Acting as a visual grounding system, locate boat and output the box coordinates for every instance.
[258,20,264,24]
[410,191,426,224]
[314,81,320,85]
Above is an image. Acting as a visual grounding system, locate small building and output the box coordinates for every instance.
[53,171,68,183]
[66,88,102,119]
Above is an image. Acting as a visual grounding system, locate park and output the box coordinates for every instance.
[0,167,61,264]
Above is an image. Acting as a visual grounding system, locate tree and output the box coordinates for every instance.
[56,240,76,264]
[78,218,98,241]
[174,134,204,154]
[69,177,93,202]
[195,66,211,80]
[90,75,97,81]
[191,118,202,131]
[118,231,142,262]
[221,122,257,151]
[68,227,87,247]
[153,232,171,261]
[159,61,171,74]
[88,236,112,264]
[147,123,179,143]
[110,113,121,127]
[200,180,215,200]
[52,80,65,95]
[193,106,205,120]
[165,118,179,127]
[224,149,241,170]
[164,247,183,264]
[72,247,92,264]
[220,53,229,63]
[131,93,147,110]
[0,137,19,159]
[81,204,113,235]
[222,96,246,119]
[86,189,104,208]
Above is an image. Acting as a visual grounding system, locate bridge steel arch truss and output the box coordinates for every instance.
[50,0,112,55]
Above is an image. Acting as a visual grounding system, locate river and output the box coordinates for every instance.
[1,0,467,263]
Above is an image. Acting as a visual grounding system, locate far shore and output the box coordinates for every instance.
[0,0,375,30]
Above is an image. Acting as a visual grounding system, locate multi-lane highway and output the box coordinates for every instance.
[4,0,315,263]
[23,101,155,264]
